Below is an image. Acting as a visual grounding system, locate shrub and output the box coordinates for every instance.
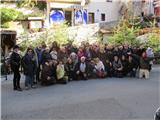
[108,18,140,45]
[19,22,69,51]
[145,34,160,53]
[0,7,23,28]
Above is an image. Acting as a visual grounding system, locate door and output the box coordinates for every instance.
[65,11,72,26]
[88,12,95,24]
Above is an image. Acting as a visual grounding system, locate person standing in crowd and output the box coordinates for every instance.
[10,45,22,91]
[75,56,89,80]
[57,46,68,62]
[87,60,96,79]
[77,47,85,60]
[50,47,58,60]
[35,45,43,83]
[112,55,123,78]
[91,44,99,59]
[98,45,107,64]
[66,58,76,81]
[121,55,128,76]
[105,44,114,62]
[127,55,138,77]
[41,47,52,65]
[84,45,92,62]
[104,59,113,77]
[70,52,79,69]
[22,48,37,90]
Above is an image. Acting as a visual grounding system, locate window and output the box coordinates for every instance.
[88,13,95,23]
[106,0,112,2]
[101,13,105,21]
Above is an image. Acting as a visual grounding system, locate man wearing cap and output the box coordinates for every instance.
[10,45,22,91]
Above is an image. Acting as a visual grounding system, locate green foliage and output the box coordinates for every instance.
[145,34,160,53]
[35,1,47,11]
[16,0,46,11]
[27,11,44,17]
[156,59,160,64]
[16,11,44,20]
[16,0,37,8]
[0,8,18,23]
[19,22,69,51]
[52,22,69,45]
[16,12,26,20]
[108,18,140,45]
[1,22,10,28]
[19,32,30,52]
[0,7,22,28]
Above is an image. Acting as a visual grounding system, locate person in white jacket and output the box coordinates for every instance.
[94,58,106,78]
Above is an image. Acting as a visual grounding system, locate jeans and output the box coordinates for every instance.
[25,75,34,87]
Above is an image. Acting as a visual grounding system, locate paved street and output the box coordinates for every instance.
[1,65,160,120]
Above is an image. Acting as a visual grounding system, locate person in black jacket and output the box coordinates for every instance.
[10,45,22,91]
[22,48,37,89]
[41,59,56,86]
[121,55,129,76]
[129,51,155,79]
[65,58,76,81]
[41,48,52,65]
[112,55,123,78]
[75,56,89,80]
[127,55,138,77]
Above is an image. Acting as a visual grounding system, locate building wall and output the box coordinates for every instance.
[85,0,121,23]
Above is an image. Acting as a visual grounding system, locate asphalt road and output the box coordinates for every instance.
[1,65,160,120]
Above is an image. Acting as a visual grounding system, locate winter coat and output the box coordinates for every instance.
[131,54,154,70]
[41,63,56,82]
[75,62,89,73]
[22,54,37,76]
[41,50,52,65]
[10,52,21,71]
[56,64,65,80]
[127,59,139,72]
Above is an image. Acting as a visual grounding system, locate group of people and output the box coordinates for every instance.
[10,41,157,91]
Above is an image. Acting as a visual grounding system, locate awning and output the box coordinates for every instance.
[47,0,82,4]
[50,2,83,9]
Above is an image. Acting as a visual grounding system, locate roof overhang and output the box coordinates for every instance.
[47,0,82,4]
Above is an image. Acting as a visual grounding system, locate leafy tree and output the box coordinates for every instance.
[16,0,37,8]
[108,18,140,45]
[52,22,69,45]
[0,7,22,28]
[19,22,69,51]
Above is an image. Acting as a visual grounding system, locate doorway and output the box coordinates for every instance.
[65,11,72,26]
[88,12,95,24]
